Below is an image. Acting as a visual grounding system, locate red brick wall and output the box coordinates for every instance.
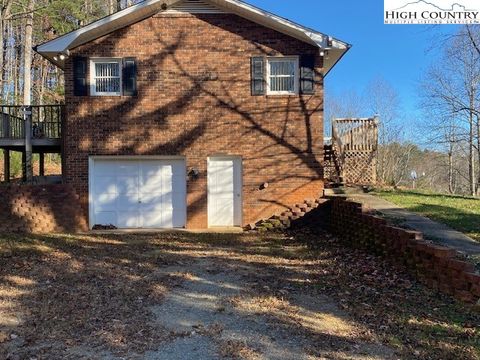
[63,12,324,229]
[0,184,88,233]
[327,198,480,304]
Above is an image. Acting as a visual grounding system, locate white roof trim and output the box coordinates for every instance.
[35,0,350,75]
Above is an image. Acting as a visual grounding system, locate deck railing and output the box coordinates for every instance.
[332,118,379,152]
[0,105,64,140]
[327,117,379,185]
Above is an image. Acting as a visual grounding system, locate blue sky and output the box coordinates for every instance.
[248,0,460,134]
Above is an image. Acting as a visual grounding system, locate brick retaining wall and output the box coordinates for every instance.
[327,197,480,304]
[0,184,88,233]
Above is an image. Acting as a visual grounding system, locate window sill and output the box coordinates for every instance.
[90,94,122,97]
[265,94,300,98]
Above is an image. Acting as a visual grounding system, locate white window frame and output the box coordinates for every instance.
[89,58,122,96]
[266,56,299,95]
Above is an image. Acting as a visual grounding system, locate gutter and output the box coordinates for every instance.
[324,43,352,78]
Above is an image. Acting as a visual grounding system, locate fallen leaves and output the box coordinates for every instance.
[0,231,478,359]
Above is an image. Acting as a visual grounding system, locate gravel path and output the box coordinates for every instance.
[143,257,394,360]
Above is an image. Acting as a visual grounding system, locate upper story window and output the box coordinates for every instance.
[90,59,122,96]
[266,57,299,95]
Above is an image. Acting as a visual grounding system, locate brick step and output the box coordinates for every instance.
[288,207,304,216]
[291,204,307,213]
[247,197,326,232]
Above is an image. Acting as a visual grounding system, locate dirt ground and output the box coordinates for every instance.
[0,229,478,359]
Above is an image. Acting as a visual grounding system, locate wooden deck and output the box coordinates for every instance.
[1,105,64,182]
[0,105,63,151]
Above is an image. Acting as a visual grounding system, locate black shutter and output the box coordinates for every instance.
[300,55,315,95]
[73,57,88,96]
[122,58,137,96]
[251,57,265,96]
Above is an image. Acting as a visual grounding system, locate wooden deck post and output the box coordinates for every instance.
[39,152,45,177]
[24,106,33,183]
[22,150,27,182]
[3,149,10,182]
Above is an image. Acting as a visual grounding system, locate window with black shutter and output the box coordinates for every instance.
[73,57,88,96]
[251,57,265,96]
[300,55,315,95]
[123,58,137,96]
[84,57,138,97]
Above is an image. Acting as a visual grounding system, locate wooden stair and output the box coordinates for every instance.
[249,198,328,232]
[323,144,344,187]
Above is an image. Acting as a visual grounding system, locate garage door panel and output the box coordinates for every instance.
[162,164,174,175]
[94,176,117,195]
[91,158,186,229]
[141,176,163,194]
[95,193,117,211]
[141,162,164,179]
[141,211,163,228]
[140,194,160,206]
[117,162,139,176]
[117,211,141,228]
[117,194,139,211]
[94,162,118,176]
[94,211,117,226]
[116,175,139,194]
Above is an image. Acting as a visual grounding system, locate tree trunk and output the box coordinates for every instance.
[0,0,13,102]
[477,115,480,195]
[23,0,34,105]
[23,0,35,183]
[448,148,454,194]
[469,95,476,196]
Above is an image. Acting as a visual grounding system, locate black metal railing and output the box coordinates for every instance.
[0,105,64,140]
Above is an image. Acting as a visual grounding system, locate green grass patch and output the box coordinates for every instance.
[375,189,480,242]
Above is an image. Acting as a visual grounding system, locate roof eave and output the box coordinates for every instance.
[34,0,351,74]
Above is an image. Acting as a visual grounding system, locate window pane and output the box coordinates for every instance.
[94,61,121,94]
[95,77,120,93]
[269,59,296,93]
[95,62,119,77]
[270,60,295,76]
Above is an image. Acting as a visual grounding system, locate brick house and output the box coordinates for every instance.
[35,0,350,230]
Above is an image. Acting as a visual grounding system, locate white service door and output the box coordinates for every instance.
[91,158,186,229]
[208,157,242,227]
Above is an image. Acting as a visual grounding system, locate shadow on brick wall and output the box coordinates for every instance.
[68,16,325,222]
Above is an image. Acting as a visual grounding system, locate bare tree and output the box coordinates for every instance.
[420,26,480,196]
[364,77,410,185]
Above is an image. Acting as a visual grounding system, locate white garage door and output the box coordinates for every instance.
[90,158,186,229]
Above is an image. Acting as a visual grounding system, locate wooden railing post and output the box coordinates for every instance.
[23,105,33,183]
[39,152,45,177]
[3,149,10,182]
